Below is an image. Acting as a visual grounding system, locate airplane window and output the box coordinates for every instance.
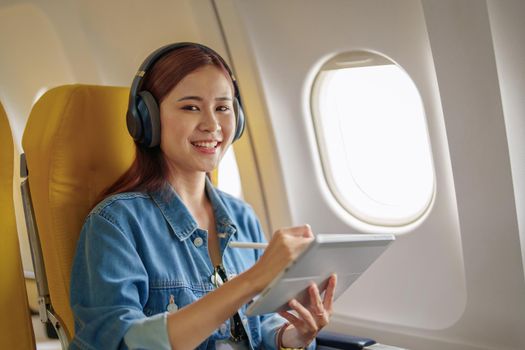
[217,146,243,198]
[311,51,435,226]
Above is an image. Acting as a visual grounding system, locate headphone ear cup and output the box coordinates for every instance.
[233,98,245,142]
[137,91,161,147]
[126,107,142,141]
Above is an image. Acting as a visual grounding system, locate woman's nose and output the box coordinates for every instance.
[200,109,221,133]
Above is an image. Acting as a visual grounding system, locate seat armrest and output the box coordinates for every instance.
[316,330,376,349]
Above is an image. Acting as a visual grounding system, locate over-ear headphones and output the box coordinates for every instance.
[126,42,246,148]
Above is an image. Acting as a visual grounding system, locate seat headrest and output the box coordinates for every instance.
[22,84,133,338]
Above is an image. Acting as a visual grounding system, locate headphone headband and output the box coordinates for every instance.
[126,42,245,147]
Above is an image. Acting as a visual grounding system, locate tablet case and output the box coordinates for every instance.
[245,233,394,316]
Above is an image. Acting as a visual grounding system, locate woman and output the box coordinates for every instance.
[70,42,337,350]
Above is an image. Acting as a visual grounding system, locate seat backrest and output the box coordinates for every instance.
[0,102,36,349]
[22,85,133,339]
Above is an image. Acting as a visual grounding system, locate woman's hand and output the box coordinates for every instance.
[250,225,315,293]
[278,274,338,348]
[246,225,337,347]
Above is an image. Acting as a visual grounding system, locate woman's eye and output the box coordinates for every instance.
[182,105,199,111]
[217,106,231,112]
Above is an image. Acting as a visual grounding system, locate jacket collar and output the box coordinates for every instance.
[150,177,237,241]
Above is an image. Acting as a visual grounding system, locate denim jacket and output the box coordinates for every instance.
[69,178,309,350]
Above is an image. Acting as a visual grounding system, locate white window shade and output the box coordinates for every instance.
[311,51,435,226]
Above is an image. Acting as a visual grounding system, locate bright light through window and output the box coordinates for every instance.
[217,146,243,199]
[311,51,435,226]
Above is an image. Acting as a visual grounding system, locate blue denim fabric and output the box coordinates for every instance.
[69,178,308,350]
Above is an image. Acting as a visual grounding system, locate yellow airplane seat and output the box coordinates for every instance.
[0,102,36,349]
[21,85,133,346]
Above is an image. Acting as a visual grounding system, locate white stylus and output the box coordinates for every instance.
[228,241,268,249]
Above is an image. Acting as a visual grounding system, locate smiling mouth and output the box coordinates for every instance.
[191,141,222,149]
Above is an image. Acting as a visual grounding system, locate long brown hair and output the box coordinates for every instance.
[99,45,234,202]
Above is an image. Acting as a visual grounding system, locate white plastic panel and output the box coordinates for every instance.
[487,0,525,278]
[0,3,75,148]
[217,0,466,331]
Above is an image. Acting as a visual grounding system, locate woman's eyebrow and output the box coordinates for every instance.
[176,96,233,102]
[177,96,202,102]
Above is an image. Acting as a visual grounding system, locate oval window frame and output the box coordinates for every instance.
[310,51,436,228]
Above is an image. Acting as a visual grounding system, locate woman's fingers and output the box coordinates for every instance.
[307,284,329,327]
[274,224,314,239]
[278,310,302,327]
[277,279,336,346]
[308,284,324,315]
[322,274,337,313]
[288,299,318,332]
[252,224,316,294]
[270,225,314,261]
[288,224,314,237]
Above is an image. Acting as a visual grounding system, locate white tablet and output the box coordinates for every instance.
[245,233,395,316]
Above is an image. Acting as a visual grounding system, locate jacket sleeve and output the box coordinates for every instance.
[124,312,170,350]
[69,212,169,350]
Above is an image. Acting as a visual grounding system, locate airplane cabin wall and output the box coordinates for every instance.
[215,0,525,349]
[214,0,470,336]
[420,0,525,349]
[486,0,525,277]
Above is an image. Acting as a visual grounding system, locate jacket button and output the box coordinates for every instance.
[193,237,203,247]
[167,295,178,313]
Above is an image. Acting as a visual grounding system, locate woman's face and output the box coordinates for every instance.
[159,65,236,177]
